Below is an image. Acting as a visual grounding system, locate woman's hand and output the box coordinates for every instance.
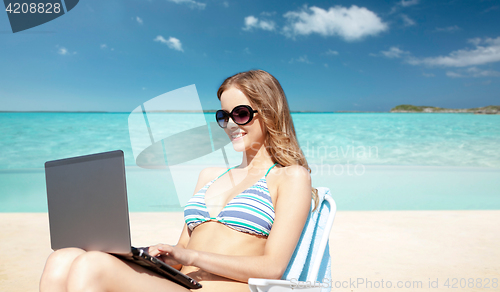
[147,244,181,268]
[148,244,198,267]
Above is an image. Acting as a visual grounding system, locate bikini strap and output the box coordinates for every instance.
[217,163,276,180]
[216,165,238,180]
[265,163,278,177]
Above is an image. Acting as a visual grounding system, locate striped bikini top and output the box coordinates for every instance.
[184,163,278,237]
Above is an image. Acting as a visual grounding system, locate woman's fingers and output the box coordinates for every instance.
[147,244,166,257]
[144,244,191,267]
[147,246,156,256]
[149,245,180,266]
[157,244,172,253]
[147,246,158,257]
[158,244,197,266]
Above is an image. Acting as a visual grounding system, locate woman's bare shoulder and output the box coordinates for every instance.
[198,167,228,182]
[269,164,311,201]
[192,167,228,193]
[272,164,311,183]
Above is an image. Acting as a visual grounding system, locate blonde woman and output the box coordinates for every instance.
[40,69,319,292]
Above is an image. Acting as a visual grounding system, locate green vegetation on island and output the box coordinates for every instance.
[390,105,500,114]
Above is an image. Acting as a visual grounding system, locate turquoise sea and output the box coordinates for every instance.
[1,112,499,211]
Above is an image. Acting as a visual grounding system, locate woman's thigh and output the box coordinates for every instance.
[67,251,191,292]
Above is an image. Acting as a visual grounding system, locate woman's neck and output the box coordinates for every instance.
[239,143,274,170]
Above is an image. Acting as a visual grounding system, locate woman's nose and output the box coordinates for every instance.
[227,118,238,130]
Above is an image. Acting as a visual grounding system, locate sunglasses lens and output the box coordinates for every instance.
[216,110,228,128]
[232,106,251,124]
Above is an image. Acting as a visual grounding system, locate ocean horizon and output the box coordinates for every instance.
[1,112,499,212]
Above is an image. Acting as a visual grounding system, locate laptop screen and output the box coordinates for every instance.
[45,150,131,254]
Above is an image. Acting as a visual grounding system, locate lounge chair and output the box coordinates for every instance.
[248,187,336,292]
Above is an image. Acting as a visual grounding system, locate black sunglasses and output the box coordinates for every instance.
[215,105,258,128]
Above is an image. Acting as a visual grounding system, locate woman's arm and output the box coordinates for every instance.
[156,165,312,282]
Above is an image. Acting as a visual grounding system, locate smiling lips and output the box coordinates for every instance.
[231,132,247,140]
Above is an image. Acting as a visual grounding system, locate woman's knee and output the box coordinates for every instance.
[40,248,86,290]
[66,251,118,291]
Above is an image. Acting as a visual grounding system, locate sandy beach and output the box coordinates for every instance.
[1,211,499,292]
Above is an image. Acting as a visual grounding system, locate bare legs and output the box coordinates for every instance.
[40,248,190,292]
[40,248,85,292]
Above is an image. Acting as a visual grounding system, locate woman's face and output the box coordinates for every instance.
[219,86,265,152]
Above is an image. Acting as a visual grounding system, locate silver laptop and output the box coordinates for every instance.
[44,150,201,289]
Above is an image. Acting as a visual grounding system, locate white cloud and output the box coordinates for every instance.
[400,0,419,7]
[381,46,410,58]
[379,38,500,79]
[100,44,114,51]
[467,38,482,46]
[282,5,388,41]
[483,6,499,13]
[222,1,228,8]
[407,37,500,67]
[289,55,312,64]
[325,49,339,55]
[244,16,258,28]
[136,16,143,24]
[243,47,251,54]
[446,71,463,78]
[435,25,460,33]
[447,67,500,78]
[390,0,419,14]
[167,0,206,10]
[154,36,184,52]
[56,46,76,55]
[260,11,276,17]
[58,47,68,55]
[324,63,329,68]
[467,67,500,77]
[243,16,276,31]
[401,14,415,26]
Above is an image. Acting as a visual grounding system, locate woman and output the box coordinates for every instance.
[40,69,319,292]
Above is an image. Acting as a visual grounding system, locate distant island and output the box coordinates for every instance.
[390,105,500,114]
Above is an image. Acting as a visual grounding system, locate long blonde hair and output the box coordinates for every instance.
[217,69,319,211]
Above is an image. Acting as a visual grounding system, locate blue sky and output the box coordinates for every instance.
[1,0,499,112]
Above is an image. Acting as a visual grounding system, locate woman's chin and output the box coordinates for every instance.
[231,139,246,152]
